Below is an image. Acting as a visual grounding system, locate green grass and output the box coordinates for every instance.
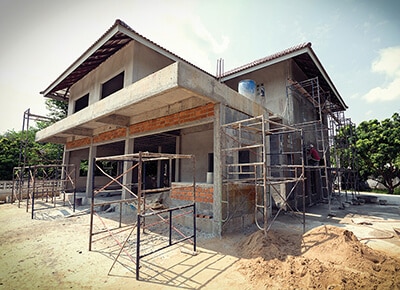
[369,188,400,195]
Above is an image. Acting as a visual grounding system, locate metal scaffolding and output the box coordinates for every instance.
[12,164,77,219]
[10,109,75,218]
[287,77,357,213]
[329,112,359,201]
[88,151,197,280]
[221,115,305,235]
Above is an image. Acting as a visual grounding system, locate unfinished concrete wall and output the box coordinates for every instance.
[180,124,213,183]
[68,40,174,115]
[132,41,174,83]
[223,61,289,121]
[289,60,317,125]
[68,148,89,191]
[222,183,255,233]
[68,42,135,115]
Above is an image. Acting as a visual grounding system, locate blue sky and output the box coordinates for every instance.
[0,0,399,133]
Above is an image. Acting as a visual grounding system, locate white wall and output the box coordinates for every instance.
[68,42,135,115]
[223,61,289,120]
[68,40,175,115]
[180,126,213,183]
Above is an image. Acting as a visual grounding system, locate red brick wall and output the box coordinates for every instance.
[130,103,214,135]
[171,184,213,204]
[93,127,127,143]
[66,102,214,150]
[66,137,91,150]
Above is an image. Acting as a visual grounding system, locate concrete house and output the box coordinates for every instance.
[36,20,347,235]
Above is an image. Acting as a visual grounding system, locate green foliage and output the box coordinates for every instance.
[0,130,23,180]
[331,123,357,169]
[370,188,400,195]
[0,99,67,180]
[356,113,400,194]
[36,99,68,129]
[0,128,63,180]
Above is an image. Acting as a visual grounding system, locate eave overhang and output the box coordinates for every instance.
[221,43,348,111]
[36,62,267,144]
[40,19,212,100]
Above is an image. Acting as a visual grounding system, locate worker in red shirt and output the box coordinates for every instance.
[308,144,320,166]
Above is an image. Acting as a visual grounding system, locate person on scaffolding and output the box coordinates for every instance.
[308,143,321,166]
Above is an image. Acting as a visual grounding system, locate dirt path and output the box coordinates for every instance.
[0,202,399,289]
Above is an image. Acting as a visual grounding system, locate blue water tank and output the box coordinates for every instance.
[238,79,256,98]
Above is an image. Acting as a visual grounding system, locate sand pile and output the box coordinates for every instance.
[238,225,400,289]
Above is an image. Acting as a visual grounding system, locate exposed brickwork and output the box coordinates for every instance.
[93,127,127,144]
[66,137,91,150]
[171,184,213,204]
[66,103,214,149]
[129,103,214,135]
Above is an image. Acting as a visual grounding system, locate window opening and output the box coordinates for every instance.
[74,93,89,113]
[101,72,124,99]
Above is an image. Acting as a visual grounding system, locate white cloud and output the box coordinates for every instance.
[362,46,400,103]
[191,17,230,54]
[371,46,400,76]
[349,92,360,99]
[365,110,373,116]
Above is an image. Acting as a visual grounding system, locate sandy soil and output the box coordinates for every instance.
[0,200,400,290]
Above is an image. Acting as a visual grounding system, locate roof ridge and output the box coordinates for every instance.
[223,42,312,77]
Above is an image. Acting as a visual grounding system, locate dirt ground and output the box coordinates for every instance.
[1,195,400,290]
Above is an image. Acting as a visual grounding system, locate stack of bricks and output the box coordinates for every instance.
[171,184,213,204]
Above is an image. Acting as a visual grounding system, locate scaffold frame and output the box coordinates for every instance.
[221,115,306,235]
[12,164,77,219]
[88,151,197,280]
[287,77,358,213]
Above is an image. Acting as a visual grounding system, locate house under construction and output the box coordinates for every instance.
[26,19,355,237]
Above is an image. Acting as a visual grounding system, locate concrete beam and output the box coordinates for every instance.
[36,61,269,144]
[176,62,267,117]
[96,114,130,127]
[36,62,180,143]
[38,136,67,144]
[63,128,94,137]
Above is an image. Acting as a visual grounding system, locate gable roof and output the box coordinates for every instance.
[41,19,210,100]
[221,42,347,110]
[41,19,346,111]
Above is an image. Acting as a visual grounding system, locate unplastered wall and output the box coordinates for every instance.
[289,59,316,124]
[258,62,288,117]
[180,125,213,183]
[68,148,89,191]
[68,42,135,115]
[132,41,174,83]
[223,61,289,120]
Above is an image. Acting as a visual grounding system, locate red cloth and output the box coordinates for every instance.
[310,147,320,161]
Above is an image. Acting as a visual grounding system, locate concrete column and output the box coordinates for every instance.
[263,112,272,217]
[122,137,134,200]
[86,143,97,198]
[212,103,225,237]
[157,145,162,187]
[62,146,70,165]
[61,146,70,180]
[175,136,181,182]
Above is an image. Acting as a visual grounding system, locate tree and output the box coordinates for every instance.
[356,113,400,194]
[36,99,68,129]
[331,123,359,190]
[0,99,67,180]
